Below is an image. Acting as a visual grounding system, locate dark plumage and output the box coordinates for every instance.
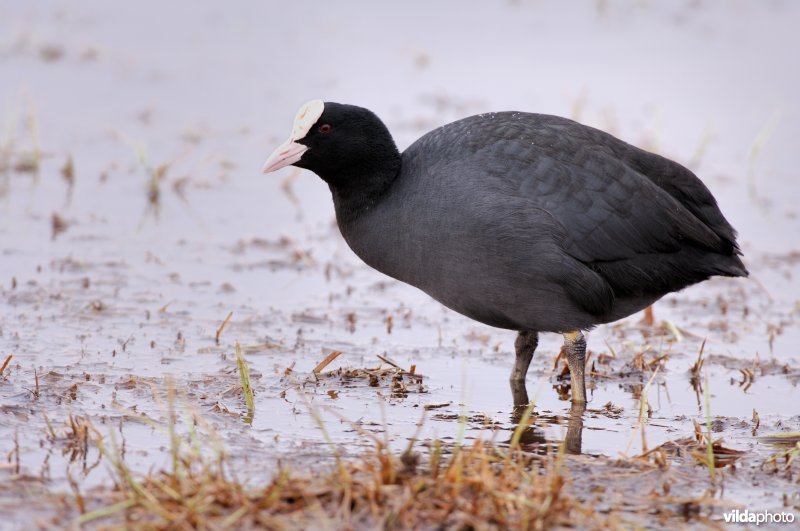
[262,101,747,404]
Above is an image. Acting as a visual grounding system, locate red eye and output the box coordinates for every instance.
[318,124,332,134]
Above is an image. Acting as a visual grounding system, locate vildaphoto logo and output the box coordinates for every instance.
[723,509,795,525]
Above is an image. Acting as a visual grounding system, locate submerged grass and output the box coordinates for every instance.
[703,372,716,483]
[0,92,42,185]
[235,340,254,418]
[763,442,800,473]
[15,357,764,529]
[623,366,659,456]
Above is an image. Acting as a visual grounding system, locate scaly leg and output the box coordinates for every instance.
[563,330,587,403]
[509,331,538,407]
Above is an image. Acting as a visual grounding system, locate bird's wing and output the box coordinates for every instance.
[415,113,726,260]
[406,113,738,316]
[511,148,726,263]
[526,114,740,253]
[463,142,728,316]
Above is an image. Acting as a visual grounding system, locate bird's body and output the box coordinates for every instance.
[336,111,744,332]
[263,101,747,404]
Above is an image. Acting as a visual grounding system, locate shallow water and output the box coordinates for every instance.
[1,0,799,526]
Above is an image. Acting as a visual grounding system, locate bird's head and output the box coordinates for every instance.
[262,100,399,188]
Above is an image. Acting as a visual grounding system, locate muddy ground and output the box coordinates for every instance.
[1,1,799,528]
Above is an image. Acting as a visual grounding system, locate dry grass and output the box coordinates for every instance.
[311,354,426,398]
[67,393,613,530]
[75,436,609,530]
[640,419,746,471]
[0,354,12,376]
[763,442,800,473]
[215,311,233,345]
[11,348,776,529]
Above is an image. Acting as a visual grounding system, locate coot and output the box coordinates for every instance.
[262,100,747,403]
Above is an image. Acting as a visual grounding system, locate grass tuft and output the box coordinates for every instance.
[73,408,606,530]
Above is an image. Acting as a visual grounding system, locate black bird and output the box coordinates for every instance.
[262,100,747,404]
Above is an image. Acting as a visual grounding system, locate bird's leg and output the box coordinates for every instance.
[563,330,587,403]
[512,331,538,381]
[510,331,538,408]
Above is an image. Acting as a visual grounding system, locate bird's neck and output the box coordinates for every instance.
[329,154,401,224]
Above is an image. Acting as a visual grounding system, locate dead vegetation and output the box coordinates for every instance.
[0,354,12,376]
[638,420,746,470]
[310,353,426,398]
[3,342,797,528]
[64,398,611,530]
[31,378,770,530]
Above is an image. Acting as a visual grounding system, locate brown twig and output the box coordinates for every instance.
[313,351,343,375]
[0,354,12,376]
[376,354,423,380]
[215,311,233,345]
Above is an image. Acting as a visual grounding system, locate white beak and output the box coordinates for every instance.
[261,138,309,174]
[262,99,324,175]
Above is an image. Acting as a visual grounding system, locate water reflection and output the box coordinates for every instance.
[509,378,586,455]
